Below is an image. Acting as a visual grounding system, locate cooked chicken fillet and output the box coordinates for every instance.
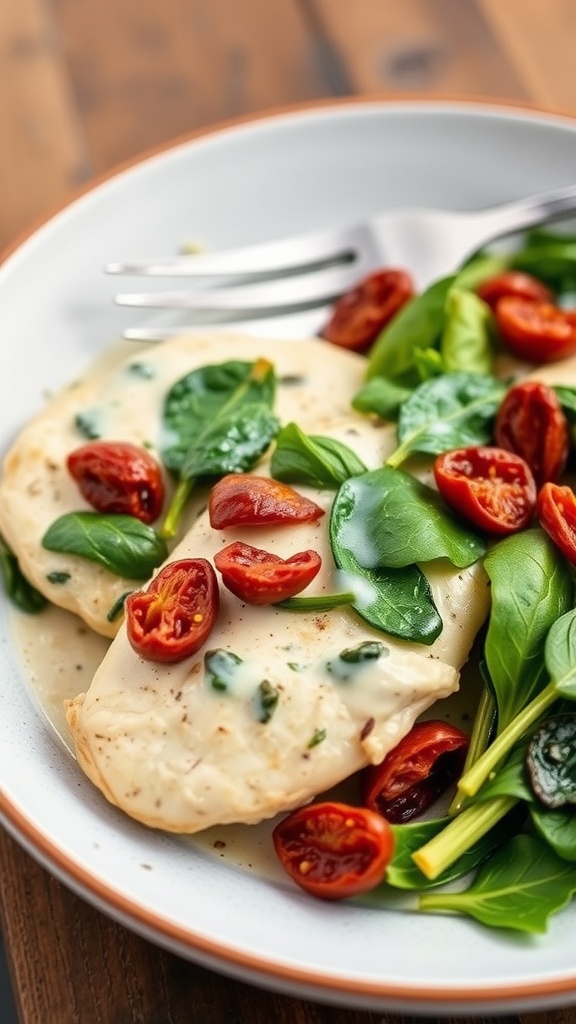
[0,334,368,637]
[66,415,490,833]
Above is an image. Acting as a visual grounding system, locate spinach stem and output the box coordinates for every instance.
[412,796,517,880]
[385,443,411,469]
[161,477,195,540]
[276,592,356,611]
[456,681,558,799]
[448,687,495,816]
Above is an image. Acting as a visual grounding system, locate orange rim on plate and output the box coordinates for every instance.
[3,95,576,1011]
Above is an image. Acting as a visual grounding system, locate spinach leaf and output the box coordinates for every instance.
[42,512,168,580]
[484,529,574,732]
[161,357,277,537]
[440,288,493,374]
[331,468,485,570]
[453,252,510,291]
[351,377,412,420]
[329,479,442,645]
[472,742,534,804]
[386,813,520,890]
[161,358,276,472]
[0,534,47,613]
[457,607,576,804]
[333,560,441,645]
[525,226,576,248]
[544,607,576,703]
[366,275,455,384]
[531,804,576,862]
[270,422,367,488]
[413,347,446,380]
[180,402,279,478]
[418,834,576,933]
[387,372,506,468]
[513,242,576,287]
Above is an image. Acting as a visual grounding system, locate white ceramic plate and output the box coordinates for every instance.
[3,99,576,1015]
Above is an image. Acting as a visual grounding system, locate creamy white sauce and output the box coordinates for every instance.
[3,328,505,873]
[9,597,480,882]
[8,603,285,877]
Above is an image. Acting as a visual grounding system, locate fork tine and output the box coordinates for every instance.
[105,223,367,277]
[114,263,365,311]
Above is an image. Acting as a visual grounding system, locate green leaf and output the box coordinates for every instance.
[181,402,280,479]
[270,422,367,489]
[483,530,574,731]
[440,288,493,375]
[452,251,511,291]
[513,242,576,286]
[413,347,445,380]
[366,275,455,384]
[351,377,412,420]
[545,608,576,700]
[472,742,534,803]
[329,480,442,645]
[386,372,506,468]
[418,834,576,933]
[160,358,278,537]
[331,468,485,570]
[161,358,276,473]
[0,534,47,614]
[42,512,168,580]
[531,804,576,862]
[386,813,520,890]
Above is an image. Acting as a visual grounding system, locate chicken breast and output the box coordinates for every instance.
[0,333,368,638]
[66,415,490,833]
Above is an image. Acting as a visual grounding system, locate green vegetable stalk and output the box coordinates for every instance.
[413,607,576,879]
[160,357,279,539]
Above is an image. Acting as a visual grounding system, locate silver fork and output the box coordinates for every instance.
[106,184,576,340]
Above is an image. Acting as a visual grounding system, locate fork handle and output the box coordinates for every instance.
[472,182,576,239]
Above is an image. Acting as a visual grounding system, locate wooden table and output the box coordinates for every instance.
[2,2,576,1021]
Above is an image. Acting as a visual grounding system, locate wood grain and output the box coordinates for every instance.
[478,0,576,113]
[0,828,386,1024]
[0,0,88,247]
[50,0,330,171]
[308,0,528,100]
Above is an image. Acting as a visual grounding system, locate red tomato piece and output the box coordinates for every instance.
[361,721,469,824]
[67,441,165,524]
[320,268,414,352]
[433,446,537,535]
[126,558,219,663]
[495,380,570,487]
[537,483,576,567]
[272,801,394,900]
[495,297,576,364]
[209,474,324,529]
[476,270,553,312]
[213,541,321,604]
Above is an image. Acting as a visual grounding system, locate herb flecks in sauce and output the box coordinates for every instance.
[307,728,327,749]
[205,649,243,692]
[257,680,280,723]
[326,641,388,682]
[46,571,71,585]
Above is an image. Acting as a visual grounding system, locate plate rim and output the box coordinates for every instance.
[2,793,576,1013]
[3,93,576,1013]
[4,90,576,269]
